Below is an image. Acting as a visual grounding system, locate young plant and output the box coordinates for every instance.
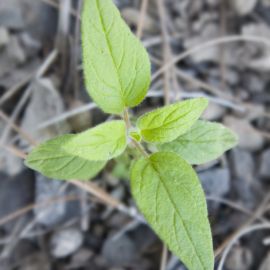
[25,0,238,269]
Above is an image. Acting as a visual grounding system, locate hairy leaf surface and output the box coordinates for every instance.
[82,0,151,114]
[159,120,238,164]
[25,121,127,180]
[136,98,208,143]
[131,152,214,270]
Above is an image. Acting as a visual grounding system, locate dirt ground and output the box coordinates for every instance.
[0,0,270,269]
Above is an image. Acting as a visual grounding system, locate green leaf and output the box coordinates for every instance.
[25,121,127,180]
[136,98,208,143]
[158,120,238,164]
[131,152,214,270]
[82,0,151,114]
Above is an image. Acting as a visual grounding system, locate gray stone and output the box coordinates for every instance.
[202,103,226,121]
[0,8,24,30]
[0,27,9,47]
[102,222,157,266]
[199,168,230,197]
[259,149,270,179]
[231,149,254,184]
[259,252,270,270]
[225,246,253,270]
[230,0,258,15]
[21,78,70,144]
[231,148,261,209]
[0,170,35,231]
[224,116,264,151]
[50,228,83,258]
[34,174,66,227]
[34,173,81,227]
[7,36,26,65]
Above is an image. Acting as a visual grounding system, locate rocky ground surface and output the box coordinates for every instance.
[1,0,270,269]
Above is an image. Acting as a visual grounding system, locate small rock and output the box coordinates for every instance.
[259,252,270,270]
[0,27,9,47]
[203,102,226,121]
[34,173,81,227]
[243,73,265,93]
[0,8,24,30]
[231,149,254,184]
[102,222,157,266]
[34,174,66,227]
[199,168,230,197]
[0,170,35,231]
[50,228,83,258]
[259,149,270,179]
[225,245,253,270]
[6,36,26,65]
[261,0,270,6]
[68,249,93,269]
[230,149,260,208]
[230,0,258,15]
[21,78,70,144]
[19,253,50,270]
[224,116,264,151]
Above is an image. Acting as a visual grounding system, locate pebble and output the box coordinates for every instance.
[231,149,254,184]
[34,174,81,227]
[0,27,9,47]
[225,246,253,270]
[203,102,226,121]
[259,252,270,270]
[50,228,83,258]
[0,8,24,30]
[34,174,67,227]
[259,149,270,179]
[0,170,35,232]
[102,222,156,266]
[224,116,264,151]
[230,0,258,15]
[199,168,230,197]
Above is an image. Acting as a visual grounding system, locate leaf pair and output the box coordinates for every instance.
[25,121,127,180]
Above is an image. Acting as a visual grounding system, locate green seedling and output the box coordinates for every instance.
[25,0,238,269]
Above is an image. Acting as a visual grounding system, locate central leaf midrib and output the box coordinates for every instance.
[95,0,125,104]
[151,161,206,270]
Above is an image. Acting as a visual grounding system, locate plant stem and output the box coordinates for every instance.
[123,108,149,158]
[132,139,149,158]
[123,108,131,129]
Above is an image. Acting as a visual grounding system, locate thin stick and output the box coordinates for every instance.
[0,195,80,227]
[160,245,168,270]
[152,35,270,81]
[217,223,270,270]
[136,0,149,38]
[215,193,270,257]
[157,0,171,105]
[0,74,32,107]
[0,110,37,146]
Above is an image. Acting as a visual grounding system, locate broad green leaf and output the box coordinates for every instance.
[136,98,208,143]
[158,120,238,165]
[131,152,214,270]
[25,121,127,180]
[82,0,151,114]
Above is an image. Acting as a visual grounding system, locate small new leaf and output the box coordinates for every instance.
[131,152,214,270]
[136,98,208,143]
[25,121,127,180]
[159,120,238,164]
[82,0,151,114]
